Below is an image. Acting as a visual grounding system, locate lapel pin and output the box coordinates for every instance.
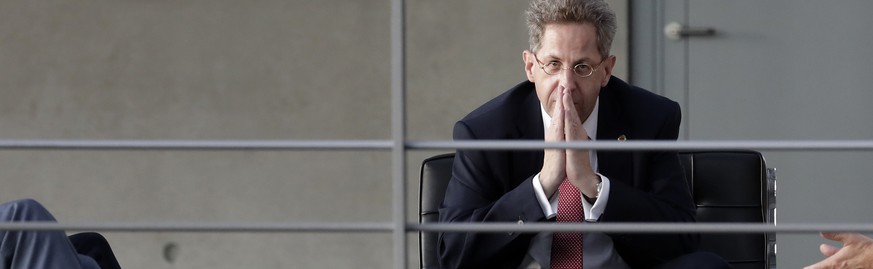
[617,134,627,141]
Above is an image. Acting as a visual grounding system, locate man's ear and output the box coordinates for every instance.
[601,55,617,87]
[523,50,536,82]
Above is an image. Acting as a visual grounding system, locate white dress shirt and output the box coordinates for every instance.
[524,98,631,269]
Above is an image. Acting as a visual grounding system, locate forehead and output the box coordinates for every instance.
[538,23,599,60]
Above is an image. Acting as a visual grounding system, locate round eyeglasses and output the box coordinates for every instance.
[533,54,606,78]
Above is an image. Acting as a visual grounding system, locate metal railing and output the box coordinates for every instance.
[2,138,873,269]
[1,139,871,151]
[6,221,873,234]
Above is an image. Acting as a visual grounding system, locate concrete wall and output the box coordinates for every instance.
[0,0,626,268]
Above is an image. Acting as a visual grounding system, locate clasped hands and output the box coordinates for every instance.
[540,88,601,200]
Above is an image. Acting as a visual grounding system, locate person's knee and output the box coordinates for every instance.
[10,198,43,209]
[1,198,55,221]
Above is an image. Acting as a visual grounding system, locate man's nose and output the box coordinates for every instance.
[558,68,578,92]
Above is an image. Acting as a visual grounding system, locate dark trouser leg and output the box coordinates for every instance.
[70,232,122,269]
[655,251,732,269]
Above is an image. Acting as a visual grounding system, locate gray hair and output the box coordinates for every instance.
[525,0,616,58]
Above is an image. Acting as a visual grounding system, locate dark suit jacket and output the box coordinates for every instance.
[438,77,698,268]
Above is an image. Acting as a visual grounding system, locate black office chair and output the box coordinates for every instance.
[419,151,776,269]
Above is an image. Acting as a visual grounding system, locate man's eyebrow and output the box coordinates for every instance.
[543,55,595,65]
[540,54,561,61]
[573,57,596,65]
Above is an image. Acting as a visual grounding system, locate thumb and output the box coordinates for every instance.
[819,243,840,257]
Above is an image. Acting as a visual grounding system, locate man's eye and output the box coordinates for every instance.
[546,62,561,68]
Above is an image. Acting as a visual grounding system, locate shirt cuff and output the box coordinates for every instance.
[532,173,558,219]
[582,173,610,222]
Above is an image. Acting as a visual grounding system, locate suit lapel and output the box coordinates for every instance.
[596,77,633,183]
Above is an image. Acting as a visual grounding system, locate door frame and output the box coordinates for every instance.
[630,0,690,139]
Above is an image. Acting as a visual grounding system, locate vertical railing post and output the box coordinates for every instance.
[390,0,407,268]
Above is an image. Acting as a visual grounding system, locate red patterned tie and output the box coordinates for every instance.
[551,178,583,268]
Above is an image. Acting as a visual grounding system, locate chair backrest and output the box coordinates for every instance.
[419,151,776,269]
[419,153,455,269]
[678,151,776,269]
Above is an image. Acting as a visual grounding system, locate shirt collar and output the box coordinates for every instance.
[540,98,599,140]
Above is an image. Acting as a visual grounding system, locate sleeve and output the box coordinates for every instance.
[581,173,610,221]
[436,121,548,268]
[532,173,557,219]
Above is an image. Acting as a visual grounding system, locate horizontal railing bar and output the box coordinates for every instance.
[0,139,872,151]
[407,140,873,151]
[410,223,873,234]
[0,222,394,233]
[0,140,393,150]
[2,222,872,234]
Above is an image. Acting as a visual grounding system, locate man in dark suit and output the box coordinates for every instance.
[437,0,729,268]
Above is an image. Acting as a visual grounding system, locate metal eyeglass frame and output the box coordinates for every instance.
[532,53,607,78]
